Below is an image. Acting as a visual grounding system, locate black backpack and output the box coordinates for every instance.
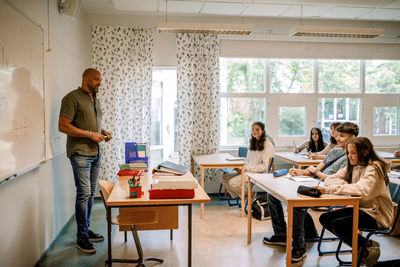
[251,194,270,220]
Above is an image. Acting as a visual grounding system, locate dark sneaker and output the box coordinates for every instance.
[363,247,380,267]
[77,237,96,254]
[291,248,307,263]
[88,230,104,242]
[263,235,286,246]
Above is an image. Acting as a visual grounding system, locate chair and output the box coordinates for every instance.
[334,197,400,267]
[98,180,164,267]
[218,147,248,204]
[245,157,274,214]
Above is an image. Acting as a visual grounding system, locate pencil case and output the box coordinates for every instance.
[273,169,288,177]
[297,185,322,198]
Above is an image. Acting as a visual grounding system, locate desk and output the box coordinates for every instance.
[106,172,211,267]
[246,173,361,267]
[275,152,321,169]
[191,153,246,218]
[377,151,400,166]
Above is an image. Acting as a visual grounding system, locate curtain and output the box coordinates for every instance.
[176,33,220,181]
[91,25,153,182]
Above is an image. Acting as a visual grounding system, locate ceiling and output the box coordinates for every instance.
[80,0,400,22]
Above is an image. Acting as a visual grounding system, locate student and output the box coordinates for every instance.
[317,137,394,267]
[294,127,327,153]
[308,121,341,160]
[221,121,274,201]
[264,122,359,263]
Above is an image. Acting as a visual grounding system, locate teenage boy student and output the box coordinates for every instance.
[263,122,359,263]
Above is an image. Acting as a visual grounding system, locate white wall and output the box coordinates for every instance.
[0,0,81,266]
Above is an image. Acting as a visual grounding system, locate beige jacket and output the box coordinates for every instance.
[324,162,394,228]
[246,138,275,173]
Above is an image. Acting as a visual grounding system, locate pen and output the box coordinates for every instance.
[317,178,322,187]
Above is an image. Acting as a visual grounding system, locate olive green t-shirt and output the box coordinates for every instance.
[59,87,103,157]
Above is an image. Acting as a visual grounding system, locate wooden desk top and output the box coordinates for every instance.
[275,152,321,166]
[192,153,245,167]
[107,172,211,207]
[247,172,360,206]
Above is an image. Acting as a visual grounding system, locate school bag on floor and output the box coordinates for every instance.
[252,194,270,220]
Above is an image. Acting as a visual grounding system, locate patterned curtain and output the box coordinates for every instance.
[91,25,153,182]
[176,33,220,181]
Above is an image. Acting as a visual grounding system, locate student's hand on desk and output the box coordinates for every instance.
[289,168,303,176]
[313,186,326,194]
[308,153,322,160]
[91,132,105,143]
[306,166,316,175]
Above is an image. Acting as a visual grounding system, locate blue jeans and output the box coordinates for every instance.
[267,194,308,250]
[70,154,102,239]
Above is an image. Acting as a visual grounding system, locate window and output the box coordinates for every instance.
[220,58,265,93]
[373,106,399,136]
[220,98,265,146]
[151,68,177,166]
[365,60,400,94]
[220,58,266,147]
[270,59,313,93]
[318,60,360,93]
[219,58,399,149]
[318,98,360,139]
[278,107,306,136]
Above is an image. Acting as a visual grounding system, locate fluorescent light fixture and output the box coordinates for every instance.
[157,23,254,35]
[290,25,385,39]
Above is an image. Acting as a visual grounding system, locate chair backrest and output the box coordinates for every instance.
[98,180,114,208]
[268,157,274,173]
[238,147,248,158]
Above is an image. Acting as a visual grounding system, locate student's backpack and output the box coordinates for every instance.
[251,194,270,220]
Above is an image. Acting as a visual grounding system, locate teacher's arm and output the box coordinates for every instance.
[58,116,105,143]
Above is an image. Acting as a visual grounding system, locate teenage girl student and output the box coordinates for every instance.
[308,121,341,160]
[316,137,394,267]
[221,121,274,200]
[294,127,327,153]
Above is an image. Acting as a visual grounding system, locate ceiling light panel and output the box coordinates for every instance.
[112,0,158,11]
[281,4,333,17]
[201,2,244,15]
[290,25,385,38]
[357,8,400,20]
[157,23,254,35]
[158,1,203,14]
[320,6,371,19]
[242,4,289,16]
[253,0,297,3]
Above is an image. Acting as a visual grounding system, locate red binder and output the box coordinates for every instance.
[117,170,142,176]
[149,189,195,199]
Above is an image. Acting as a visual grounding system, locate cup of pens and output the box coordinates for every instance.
[128,175,142,198]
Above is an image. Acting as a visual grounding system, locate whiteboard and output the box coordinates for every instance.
[0,1,45,182]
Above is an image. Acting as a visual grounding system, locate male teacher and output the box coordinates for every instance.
[59,68,112,254]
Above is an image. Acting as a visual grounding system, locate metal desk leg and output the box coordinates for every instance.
[107,206,112,267]
[188,204,192,267]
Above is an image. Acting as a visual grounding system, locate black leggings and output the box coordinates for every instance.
[319,207,378,249]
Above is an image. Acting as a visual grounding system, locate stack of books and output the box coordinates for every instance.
[152,161,188,176]
[119,162,148,173]
[149,162,195,199]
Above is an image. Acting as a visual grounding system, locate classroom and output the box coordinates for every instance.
[1,0,400,266]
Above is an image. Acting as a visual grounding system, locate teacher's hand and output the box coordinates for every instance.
[91,132,105,143]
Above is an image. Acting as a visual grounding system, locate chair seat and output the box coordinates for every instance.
[111,210,158,226]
